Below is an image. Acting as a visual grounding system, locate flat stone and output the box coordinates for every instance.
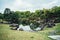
[48,35,60,40]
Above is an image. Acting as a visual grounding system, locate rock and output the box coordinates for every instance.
[47,23,53,28]
[17,24,33,32]
[35,27,41,31]
[19,28,24,31]
[10,27,17,30]
[10,24,19,27]
[48,35,60,40]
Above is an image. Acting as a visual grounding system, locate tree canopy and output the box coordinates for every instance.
[0,6,60,29]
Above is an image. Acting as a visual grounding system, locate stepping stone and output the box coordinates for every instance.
[48,35,60,40]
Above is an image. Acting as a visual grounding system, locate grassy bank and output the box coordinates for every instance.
[0,23,60,40]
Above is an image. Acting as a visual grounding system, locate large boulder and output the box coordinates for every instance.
[17,24,33,31]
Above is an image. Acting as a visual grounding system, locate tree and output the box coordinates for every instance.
[0,13,3,19]
[51,6,60,22]
[4,8,11,21]
[9,11,20,24]
[0,13,3,23]
[24,11,30,18]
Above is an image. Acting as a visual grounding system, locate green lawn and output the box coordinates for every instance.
[0,23,60,40]
[55,23,60,35]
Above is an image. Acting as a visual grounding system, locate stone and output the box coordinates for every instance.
[48,35,60,40]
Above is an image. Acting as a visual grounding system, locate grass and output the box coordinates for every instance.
[0,23,60,40]
[55,23,60,35]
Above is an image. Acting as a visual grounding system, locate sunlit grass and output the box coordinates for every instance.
[0,23,59,40]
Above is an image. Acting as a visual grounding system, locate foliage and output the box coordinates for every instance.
[4,8,11,21]
[0,6,60,29]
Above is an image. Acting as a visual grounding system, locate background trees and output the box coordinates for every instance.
[4,8,11,21]
[0,13,3,19]
[1,6,60,26]
[0,6,60,30]
[51,6,60,22]
[0,13,3,23]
